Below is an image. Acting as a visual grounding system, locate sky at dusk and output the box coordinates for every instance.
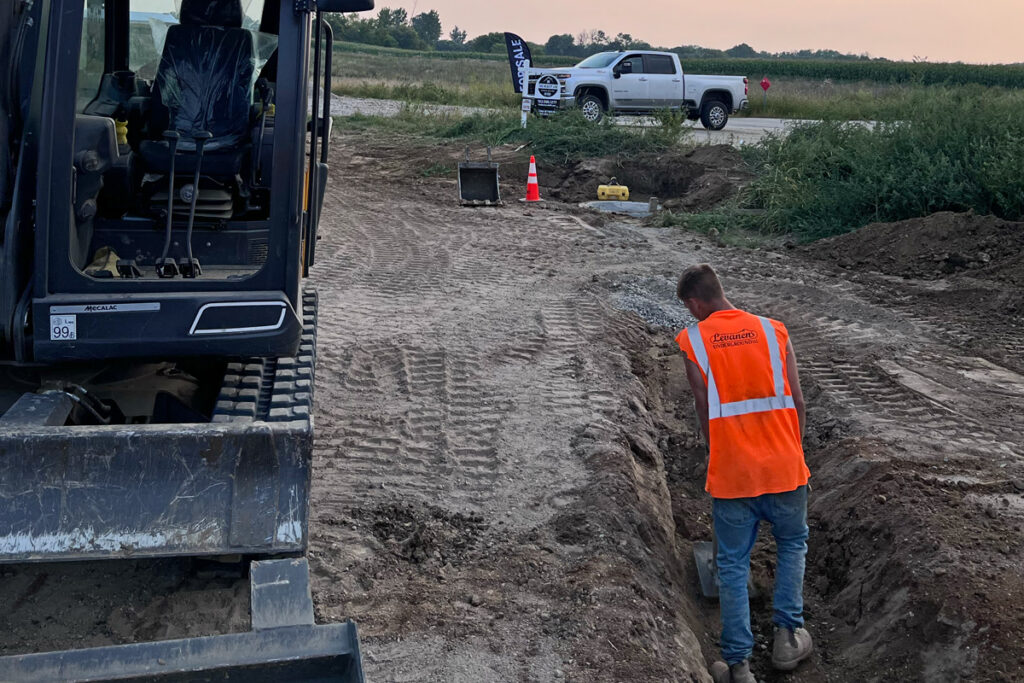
[386,0,1023,64]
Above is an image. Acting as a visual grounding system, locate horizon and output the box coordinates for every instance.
[381,0,1024,65]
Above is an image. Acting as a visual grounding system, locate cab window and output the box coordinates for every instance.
[618,55,645,75]
[129,0,268,80]
[78,0,106,111]
[644,55,676,75]
[129,0,179,80]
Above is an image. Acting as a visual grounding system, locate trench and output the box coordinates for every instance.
[611,310,1002,682]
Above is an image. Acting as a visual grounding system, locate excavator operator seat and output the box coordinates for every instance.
[139,0,255,177]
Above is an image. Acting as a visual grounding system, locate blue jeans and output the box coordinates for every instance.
[712,485,808,665]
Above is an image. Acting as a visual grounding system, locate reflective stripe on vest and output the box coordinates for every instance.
[687,315,796,420]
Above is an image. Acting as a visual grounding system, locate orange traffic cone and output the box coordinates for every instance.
[524,156,541,202]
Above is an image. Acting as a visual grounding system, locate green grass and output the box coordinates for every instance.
[743,80,1024,121]
[332,41,522,108]
[333,80,519,109]
[659,87,1024,242]
[420,162,455,178]
[337,107,692,163]
[332,44,1024,121]
[652,207,766,247]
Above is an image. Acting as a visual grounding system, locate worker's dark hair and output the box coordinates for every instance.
[676,264,724,302]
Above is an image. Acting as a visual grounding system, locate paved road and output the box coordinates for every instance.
[625,116,814,145]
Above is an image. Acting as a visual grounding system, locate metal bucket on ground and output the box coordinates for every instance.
[458,146,501,206]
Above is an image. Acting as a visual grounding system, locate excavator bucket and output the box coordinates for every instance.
[0,558,366,682]
[0,398,313,562]
[458,146,502,206]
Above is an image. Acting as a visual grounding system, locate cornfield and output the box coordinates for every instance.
[682,58,1024,88]
[337,42,1024,89]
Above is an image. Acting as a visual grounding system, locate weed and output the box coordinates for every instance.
[740,89,1024,239]
[524,110,692,163]
[336,107,691,163]
[420,163,454,178]
[654,205,764,247]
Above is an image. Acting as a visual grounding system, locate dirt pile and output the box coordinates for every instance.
[810,211,1024,286]
[543,145,750,210]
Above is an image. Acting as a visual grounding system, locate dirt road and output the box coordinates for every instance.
[1,135,1021,682]
[303,138,1023,681]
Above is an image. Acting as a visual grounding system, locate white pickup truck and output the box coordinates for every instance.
[530,51,748,130]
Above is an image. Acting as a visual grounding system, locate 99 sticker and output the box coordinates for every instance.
[50,315,77,341]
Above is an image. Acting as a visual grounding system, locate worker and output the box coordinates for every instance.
[674,264,813,683]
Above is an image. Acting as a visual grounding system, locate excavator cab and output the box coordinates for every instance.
[0,0,373,679]
[10,0,339,364]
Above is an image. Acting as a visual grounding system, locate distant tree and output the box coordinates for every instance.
[376,8,408,29]
[726,43,758,58]
[449,25,467,46]
[324,9,424,51]
[391,25,425,50]
[465,31,506,54]
[607,33,651,51]
[545,33,576,56]
[575,29,607,49]
[331,8,888,64]
[671,44,727,59]
[611,33,633,48]
[411,10,442,47]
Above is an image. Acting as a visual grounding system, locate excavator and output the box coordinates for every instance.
[0,0,371,679]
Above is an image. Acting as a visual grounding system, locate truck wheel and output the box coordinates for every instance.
[579,95,605,123]
[700,100,729,130]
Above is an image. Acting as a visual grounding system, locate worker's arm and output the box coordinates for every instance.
[785,339,806,439]
[684,358,710,444]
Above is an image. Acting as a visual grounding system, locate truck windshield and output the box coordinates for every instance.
[575,52,619,68]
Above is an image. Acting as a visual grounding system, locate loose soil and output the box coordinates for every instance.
[809,211,1024,286]
[540,145,751,209]
[1,136,1022,683]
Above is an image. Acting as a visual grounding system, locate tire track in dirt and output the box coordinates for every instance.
[309,134,1024,682]
[307,138,712,681]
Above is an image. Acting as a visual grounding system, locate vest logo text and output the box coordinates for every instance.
[710,329,760,349]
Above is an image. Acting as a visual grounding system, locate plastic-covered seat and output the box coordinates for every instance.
[139,0,254,175]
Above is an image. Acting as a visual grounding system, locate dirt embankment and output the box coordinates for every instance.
[808,210,1024,373]
[810,211,1024,287]
[486,144,750,212]
[543,145,751,211]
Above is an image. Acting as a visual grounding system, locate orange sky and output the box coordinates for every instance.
[391,0,1022,64]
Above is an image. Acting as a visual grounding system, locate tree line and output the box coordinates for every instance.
[325,7,897,62]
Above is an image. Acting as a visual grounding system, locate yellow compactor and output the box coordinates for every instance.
[598,178,630,201]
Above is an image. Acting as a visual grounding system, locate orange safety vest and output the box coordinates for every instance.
[676,309,809,499]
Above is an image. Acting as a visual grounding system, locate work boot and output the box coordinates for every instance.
[709,659,756,683]
[771,626,813,671]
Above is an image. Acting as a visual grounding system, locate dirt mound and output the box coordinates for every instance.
[810,212,1024,286]
[350,503,487,565]
[544,145,749,209]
